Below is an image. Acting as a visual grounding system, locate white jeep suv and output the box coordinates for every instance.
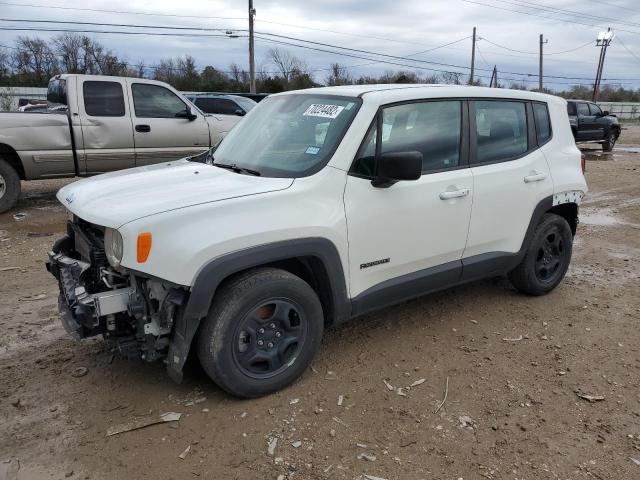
[47,85,587,397]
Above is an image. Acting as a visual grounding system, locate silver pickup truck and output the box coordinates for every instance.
[0,74,240,213]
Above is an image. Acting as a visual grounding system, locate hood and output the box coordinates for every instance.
[58,159,294,228]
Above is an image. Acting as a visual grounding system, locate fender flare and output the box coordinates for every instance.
[166,237,350,382]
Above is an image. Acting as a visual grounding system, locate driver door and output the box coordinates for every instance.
[344,100,473,308]
[126,80,210,166]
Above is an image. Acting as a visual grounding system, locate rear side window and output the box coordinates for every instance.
[83,81,125,117]
[132,83,187,118]
[576,102,590,116]
[352,100,462,176]
[474,100,528,164]
[567,102,576,116]
[195,98,239,115]
[533,103,552,145]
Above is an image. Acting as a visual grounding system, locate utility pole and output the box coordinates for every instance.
[592,28,613,102]
[248,0,256,93]
[469,27,476,85]
[489,65,498,87]
[539,34,547,92]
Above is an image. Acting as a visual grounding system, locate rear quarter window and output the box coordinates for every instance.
[533,103,552,145]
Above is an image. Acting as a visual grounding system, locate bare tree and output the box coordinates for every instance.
[12,36,59,85]
[326,63,352,86]
[268,48,308,84]
[440,71,462,85]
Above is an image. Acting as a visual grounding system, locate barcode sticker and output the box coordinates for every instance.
[303,104,345,119]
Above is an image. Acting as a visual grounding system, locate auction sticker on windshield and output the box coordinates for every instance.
[303,104,345,119]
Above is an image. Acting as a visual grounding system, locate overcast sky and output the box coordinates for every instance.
[1,0,639,90]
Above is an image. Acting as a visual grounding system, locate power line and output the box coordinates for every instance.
[3,23,639,82]
[498,0,640,30]
[480,37,594,56]
[461,0,640,37]
[616,36,640,65]
[0,1,466,49]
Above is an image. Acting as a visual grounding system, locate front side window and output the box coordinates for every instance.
[352,100,462,176]
[533,103,552,145]
[474,100,528,164]
[210,95,361,177]
[83,81,125,117]
[576,102,590,116]
[589,103,603,116]
[132,84,187,118]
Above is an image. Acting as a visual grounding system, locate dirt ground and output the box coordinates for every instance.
[1,126,639,480]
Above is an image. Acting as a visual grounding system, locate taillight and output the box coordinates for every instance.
[581,153,586,173]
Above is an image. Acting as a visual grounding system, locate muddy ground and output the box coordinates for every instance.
[1,126,639,480]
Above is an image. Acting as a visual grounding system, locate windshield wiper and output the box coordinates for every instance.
[212,160,261,176]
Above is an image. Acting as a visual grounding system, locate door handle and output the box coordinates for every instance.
[135,124,151,133]
[439,188,470,200]
[524,171,547,183]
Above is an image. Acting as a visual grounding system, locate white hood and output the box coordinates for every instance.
[57,159,294,228]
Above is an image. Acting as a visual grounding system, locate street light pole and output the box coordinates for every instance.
[592,28,613,102]
[248,0,256,93]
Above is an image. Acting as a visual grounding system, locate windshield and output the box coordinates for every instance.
[232,96,257,112]
[211,94,361,177]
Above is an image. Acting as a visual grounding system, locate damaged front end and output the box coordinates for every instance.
[46,217,187,363]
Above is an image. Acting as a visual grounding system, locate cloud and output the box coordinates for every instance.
[0,0,638,89]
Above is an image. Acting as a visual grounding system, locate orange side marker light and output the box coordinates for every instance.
[137,232,152,263]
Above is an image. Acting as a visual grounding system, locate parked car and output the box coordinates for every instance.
[567,99,620,152]
[0,74,235,213]
[185,94,256,132]
[47,85,587,397]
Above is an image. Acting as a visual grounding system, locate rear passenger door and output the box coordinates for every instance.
[76,78,136,174]
[463,100,553,270]
[127,81,210,166]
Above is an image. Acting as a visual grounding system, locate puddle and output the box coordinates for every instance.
[615,146,640,154]
[580,207,624,226]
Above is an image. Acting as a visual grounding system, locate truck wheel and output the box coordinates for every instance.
[508,213,573,296]
[0,158,21,214]
[197,268,324,398]
[602,130,617,152]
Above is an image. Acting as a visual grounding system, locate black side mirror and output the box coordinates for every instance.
[602,110,610,116]
[372,151,422,188]
[234,108,246,117]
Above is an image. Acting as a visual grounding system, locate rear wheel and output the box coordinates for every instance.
[508,213,573,296]
[602,129,618,152]
[197,268,324,398]
[0,158,21,214]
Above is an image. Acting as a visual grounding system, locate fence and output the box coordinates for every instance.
[596,102,640,120]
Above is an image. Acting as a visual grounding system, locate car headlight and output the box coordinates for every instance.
[104,228,123,268]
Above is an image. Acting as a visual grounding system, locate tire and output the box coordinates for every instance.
[197,268,324,398]
[508,213,573,296]
[602,129,618,152]
[0,158,21,214]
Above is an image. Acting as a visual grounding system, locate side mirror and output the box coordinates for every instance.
[176,107,197,121]
[372,151,422,188]
[602,110,610,116]
[234,108,246,117]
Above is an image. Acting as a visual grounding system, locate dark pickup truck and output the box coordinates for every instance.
[567,99,620,152]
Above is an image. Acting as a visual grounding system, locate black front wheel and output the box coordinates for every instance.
[509,213,573,296]
[197,268,324,398]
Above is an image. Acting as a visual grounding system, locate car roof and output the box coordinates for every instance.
[273,84,565,106]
